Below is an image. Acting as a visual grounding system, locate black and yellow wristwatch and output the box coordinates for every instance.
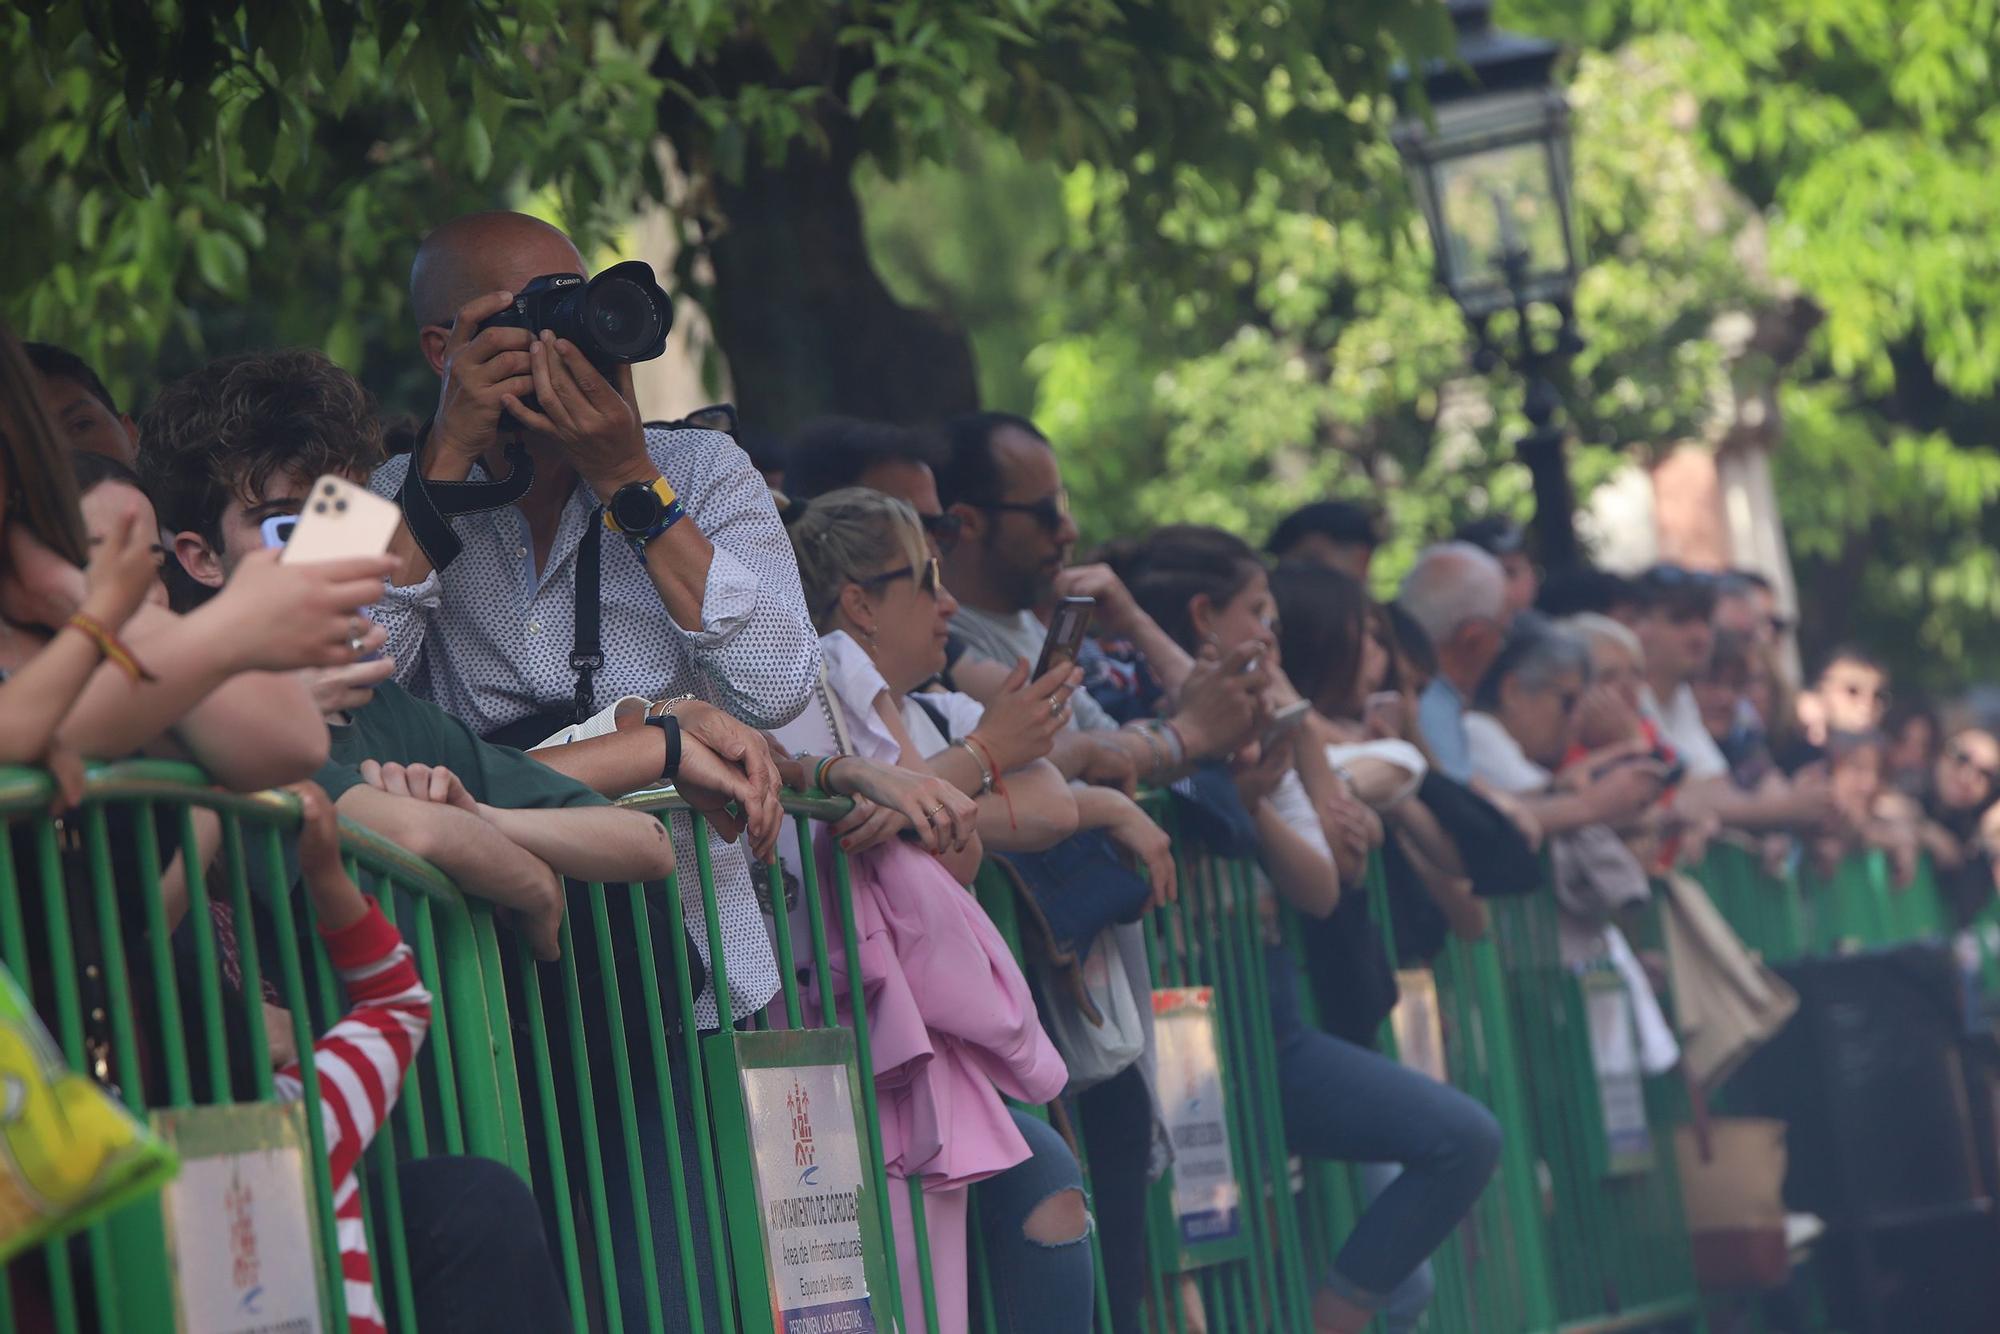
[604,475,687,553]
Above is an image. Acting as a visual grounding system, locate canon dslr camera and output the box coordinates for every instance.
[478,260,672,372]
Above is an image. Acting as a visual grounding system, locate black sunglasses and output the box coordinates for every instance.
[858,556,942,597]
[978,489,1071,532]
[1950,747,2000,784]
[921,512,965,547]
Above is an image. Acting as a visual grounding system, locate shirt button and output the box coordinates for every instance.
[527,620,540,635]
[516,546,527,558]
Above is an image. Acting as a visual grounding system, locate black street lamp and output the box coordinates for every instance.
[1393,0,1586,571]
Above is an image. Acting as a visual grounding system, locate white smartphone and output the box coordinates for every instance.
[1259,698,1313,754]
[278,475,401,565]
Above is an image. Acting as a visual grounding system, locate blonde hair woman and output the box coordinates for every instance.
[775,487,1103,1334]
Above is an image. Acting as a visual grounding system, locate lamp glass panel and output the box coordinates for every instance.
[1433,140,1564,293]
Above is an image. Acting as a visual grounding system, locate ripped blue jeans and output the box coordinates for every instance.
[974,1108,1097,1331]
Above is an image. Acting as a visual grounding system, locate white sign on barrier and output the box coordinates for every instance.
[1583,970,1654,1172]
[157,1102,325,1334]
[1154,987,1241,1246]
[744,1064,876,1334]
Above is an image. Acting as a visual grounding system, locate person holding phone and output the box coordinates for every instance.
[1121,526,1502,1334]
[775,487,1101,1334]
[0,323,375,795]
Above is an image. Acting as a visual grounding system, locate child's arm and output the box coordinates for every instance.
[274,785,432,1185]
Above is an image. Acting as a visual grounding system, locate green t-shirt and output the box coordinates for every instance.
[316,682,608,811]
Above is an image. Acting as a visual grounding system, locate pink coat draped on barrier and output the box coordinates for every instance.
[808,833,1068,1189]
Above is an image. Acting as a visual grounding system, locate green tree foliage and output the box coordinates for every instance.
[5,0,1450,421]
[3,1,662,410]
[1500,0,2000,688]
[866,34,1771,586]
[871,5,2000,690]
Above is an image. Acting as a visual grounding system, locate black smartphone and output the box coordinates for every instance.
[1034,596,1095,681]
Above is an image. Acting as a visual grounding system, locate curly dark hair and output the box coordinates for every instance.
[139,347,386,547]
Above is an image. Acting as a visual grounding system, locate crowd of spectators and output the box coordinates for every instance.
[3,207,1990,1334]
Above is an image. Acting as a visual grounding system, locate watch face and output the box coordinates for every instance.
[612,481,665,532]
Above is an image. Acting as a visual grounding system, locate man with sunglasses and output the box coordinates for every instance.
[786,413,1186,791]
[936,412,1264,773]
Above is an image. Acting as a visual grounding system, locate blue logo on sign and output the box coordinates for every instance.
[800,1164,821,1187]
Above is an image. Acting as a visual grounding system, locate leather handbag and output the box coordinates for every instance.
[1674,1073,1791,1291]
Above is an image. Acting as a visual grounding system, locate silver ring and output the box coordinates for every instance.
[1050,698,1065,716]
[348,635,366,655]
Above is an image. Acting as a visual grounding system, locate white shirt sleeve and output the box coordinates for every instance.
[1264,771,1333,861]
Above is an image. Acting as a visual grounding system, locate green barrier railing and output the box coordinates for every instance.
[0,763,965,1334]
[8,761,1758,1334]
[0,760,508,1333]
[1794,849,1949,955]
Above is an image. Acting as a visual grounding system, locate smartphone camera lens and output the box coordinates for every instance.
[313,500,328,513]
[334,499,348,512]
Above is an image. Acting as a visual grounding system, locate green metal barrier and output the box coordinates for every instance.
[1693,840,1807,963]
[0,760,507,1333]
[5,759,1759,1334]
[1796,850,1948,954]
[0,763,960,1334]
[1137,823,1314,1334]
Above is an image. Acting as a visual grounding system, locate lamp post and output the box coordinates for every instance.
[1393,0,1585,571]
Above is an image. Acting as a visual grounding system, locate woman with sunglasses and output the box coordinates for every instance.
[776,486,1121,1334]
[1915,727,2000,924]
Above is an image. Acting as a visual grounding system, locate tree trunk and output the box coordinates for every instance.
[702,125,980,436]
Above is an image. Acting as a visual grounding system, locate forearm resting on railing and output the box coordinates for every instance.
[472,802,676,883]
[1250,799,1341,919]
[1389,804,1489,941]
[59,601,326,790]
[529,727,669,798]
[1673,774,1825,833]
[334,786,561,923]
[958,757,1079,851]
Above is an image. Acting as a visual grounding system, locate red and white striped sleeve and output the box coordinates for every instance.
[274,899,432,1334]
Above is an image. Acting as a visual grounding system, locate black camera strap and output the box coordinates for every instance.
[397,431,602,726]
[571,509,603,725]
[396,434,537,573]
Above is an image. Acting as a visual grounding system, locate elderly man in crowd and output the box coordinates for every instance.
[1400,542,1511,783]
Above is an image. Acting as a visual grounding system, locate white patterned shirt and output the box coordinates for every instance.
[368,425,819,1024]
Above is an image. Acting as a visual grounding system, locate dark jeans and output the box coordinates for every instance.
[397,1155,574,1333]
[1076,1063,1154,1334]
[1275,1021,1501,1304]
[975,1109,1096,1331]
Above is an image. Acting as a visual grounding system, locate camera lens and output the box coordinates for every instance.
[583,276,664,362]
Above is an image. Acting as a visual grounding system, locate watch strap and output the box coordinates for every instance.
[645,713,682,783]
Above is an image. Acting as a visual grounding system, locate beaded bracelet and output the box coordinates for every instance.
[811,753,851,794]
[66,611,155,683]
